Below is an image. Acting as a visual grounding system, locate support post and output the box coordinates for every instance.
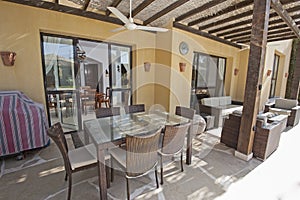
[289,41,300,99]
[236,0,271,160]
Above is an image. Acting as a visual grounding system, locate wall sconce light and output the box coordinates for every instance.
[144,62,151,72]
[1,51,16,66]
[179,62,186,72]
[234,68,239,76]
[267,69,272,76]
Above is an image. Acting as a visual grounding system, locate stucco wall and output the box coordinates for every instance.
[0,1,156,108]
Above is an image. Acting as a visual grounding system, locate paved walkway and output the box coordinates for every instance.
[216,124,300,200]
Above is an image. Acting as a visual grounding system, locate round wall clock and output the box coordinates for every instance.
[179,41,189,55]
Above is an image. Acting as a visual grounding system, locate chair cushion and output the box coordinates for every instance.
[69,144,98,170]
[275,98,298,110]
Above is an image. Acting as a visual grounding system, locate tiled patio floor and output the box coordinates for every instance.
[0,125,299,200]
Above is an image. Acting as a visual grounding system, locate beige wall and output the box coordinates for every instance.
[259,40,292,110]
[168,28,241,112]
[231,40,292,111]
[0,1,156,109]
[0,1,292,115]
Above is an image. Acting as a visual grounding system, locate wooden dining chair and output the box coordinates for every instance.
[124,104,145,114]
[95,107,121,118]
[158,122,191,184]
[47,122,109,200]
[109,127,163,200]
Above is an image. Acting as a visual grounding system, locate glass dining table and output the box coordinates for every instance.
[84,111,191,200]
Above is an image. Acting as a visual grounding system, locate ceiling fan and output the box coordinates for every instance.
[107,0,168,32]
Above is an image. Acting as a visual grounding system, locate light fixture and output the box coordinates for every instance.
[144,62,151,72]
[234,68,239,76]
[267,69,272,76]
[76,44,86,62]
[179,62,186,72]
[1,51,16,66]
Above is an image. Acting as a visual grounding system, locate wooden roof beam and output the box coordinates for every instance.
[173,22,242,49]
[228,27,293,41]
[106,0,122,16]
[199,10,253,30]
[188,0,295,27]
[268,35,297,42]
[200,4,300,31]
[82,0,90,11]
[143,0,190,25]
[175,0,224,22]
[231,29,295,42]
[188,0,253,26]
[271,0,300,39]
[3,0,124,25]
[131,0,157,17]
[207,3,300,34]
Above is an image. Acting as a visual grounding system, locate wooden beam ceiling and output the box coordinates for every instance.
[271,0,300,39]
[105,0,122,16]
[143,0,190,25]
[4,0,123,25]
[2,0,300,45]
[131,0,156,17]
[198,10,253,30]
[173,22,242,49]
[82,0,90,11]
[175,0,224,22]
[188,0,253,26]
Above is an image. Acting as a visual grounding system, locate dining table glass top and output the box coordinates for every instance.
[84,111,190,146]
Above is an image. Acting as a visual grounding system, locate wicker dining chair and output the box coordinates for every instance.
[158,122,191,185]
[124,104,145,114]
[109,127,163,200]
[175,106,195,120]
[47,122,109,200]
[95,107,121,118]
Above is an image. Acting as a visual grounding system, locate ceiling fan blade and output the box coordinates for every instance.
[111,26,126,32]
[107,7,130,25]
[136,25,169,32]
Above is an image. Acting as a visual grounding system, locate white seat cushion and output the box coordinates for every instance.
[269,107,291,116]
[69,144,97,170]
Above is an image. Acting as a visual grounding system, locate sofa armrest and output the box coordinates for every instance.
[264,102,275,112]
[289,106,300,126]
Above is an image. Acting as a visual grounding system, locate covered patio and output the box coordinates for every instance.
[1,0,300,199]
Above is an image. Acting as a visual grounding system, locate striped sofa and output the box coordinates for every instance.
[0,91,49,157]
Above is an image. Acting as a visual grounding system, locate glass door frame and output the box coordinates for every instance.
[40,33,83,132]
[108,43,133,107]
[41,33,133,132]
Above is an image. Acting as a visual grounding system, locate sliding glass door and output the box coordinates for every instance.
[41,35,81,132]
[109,44,132,107]
[41,34,132,132]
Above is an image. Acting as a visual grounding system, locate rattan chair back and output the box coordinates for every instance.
[161,123,191,155]
[175,106,195,120]
[95,107,121,118]
[124,104,145,114]
[126,128,162,177]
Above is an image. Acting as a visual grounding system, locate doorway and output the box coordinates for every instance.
[41,33,132,132]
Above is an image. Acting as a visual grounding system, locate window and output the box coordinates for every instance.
[192,52,226,97]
